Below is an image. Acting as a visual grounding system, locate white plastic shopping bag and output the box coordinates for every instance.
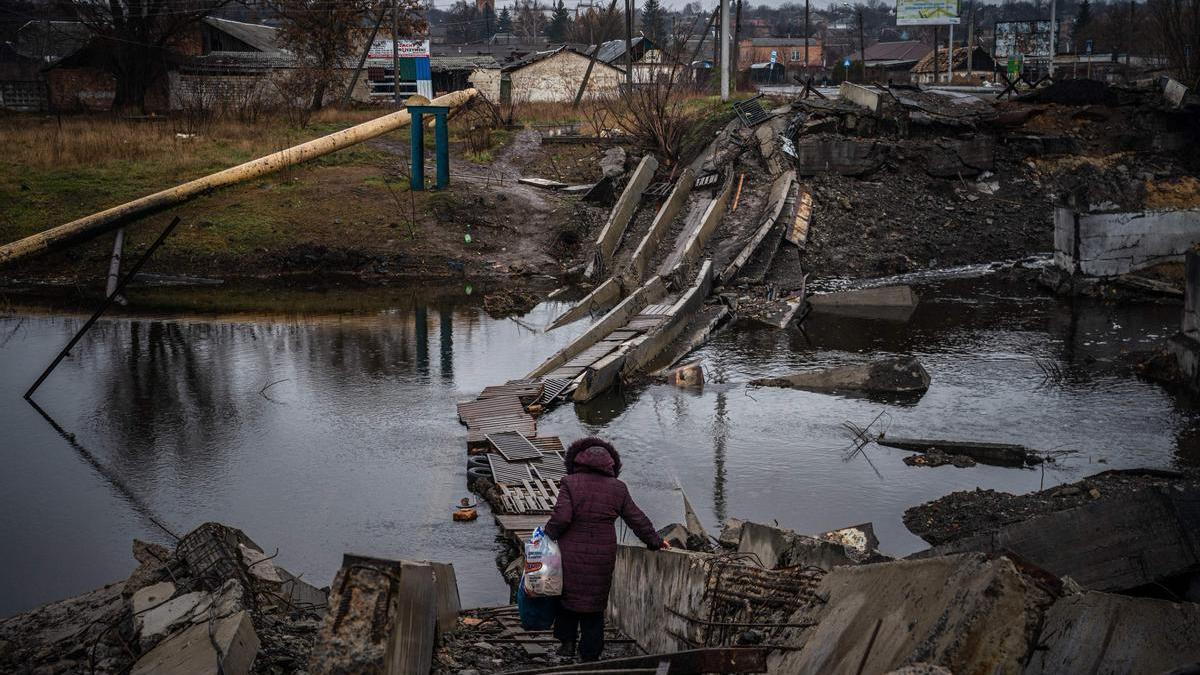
[523,527,562,596]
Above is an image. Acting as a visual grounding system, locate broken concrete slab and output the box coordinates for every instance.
[785,186,812,248]
[914,485,1200,593]
[750,357,930,397]
[878,437,1040,468]
[586,154,659,278]
[131,581,176,615]
[131,609,259,675]
[516,177,569,189]
[1026,592,1200,675]
[1054,206,1200,277]
[548,276,623,330]
[717,518,746,549]
[608,547,712,654]
[741,295,805,330]
[737,521,861,571]
[136,590,207,645]
[768,554,1052,674]
[667,360,704,388]
[626,168,696,284]
[581,175,616,205]
[794,137,885,176]
[818,522,880,561]
[309,554,456,675]
[808,285,918,321]
[719,171,795,284]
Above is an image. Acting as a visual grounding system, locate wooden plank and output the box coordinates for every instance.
[392,562,437,675]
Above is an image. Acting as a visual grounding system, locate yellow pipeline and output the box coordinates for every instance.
[0,88,477,266]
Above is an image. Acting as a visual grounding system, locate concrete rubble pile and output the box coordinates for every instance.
[601,467,1200,674]
[758,79,1200,285]
[0,522,329,675]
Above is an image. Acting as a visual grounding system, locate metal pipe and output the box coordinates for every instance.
[104,227,126,305]
[0,89,477,267]
[25,216,182,401]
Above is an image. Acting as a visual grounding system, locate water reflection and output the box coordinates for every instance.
[0,274,1194,621]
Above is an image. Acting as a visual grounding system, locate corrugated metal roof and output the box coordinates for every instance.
[586,36,648,64]
[747,37,819,47]
[851,40,931,64]
[430,55,500,71]
[202,17,284,54]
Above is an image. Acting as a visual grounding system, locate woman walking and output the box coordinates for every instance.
[543,436,667,662]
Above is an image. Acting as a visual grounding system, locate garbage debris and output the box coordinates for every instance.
[750,356,930,397]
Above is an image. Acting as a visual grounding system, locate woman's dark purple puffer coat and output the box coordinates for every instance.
[543,437,663,613]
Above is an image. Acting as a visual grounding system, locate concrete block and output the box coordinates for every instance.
[1163,77,1189,108]
[1054,206,1200,277]
[1025,592,1200,675]
[717,518,746,548]
[1184,250,1200,337]
[131,609,259,675]
[768,554,1052,674]
[809,285,918,321]
[839,82,884,113]
[750,357,930,396]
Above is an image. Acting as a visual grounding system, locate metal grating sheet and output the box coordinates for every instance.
[488,454,535,485]
[457,395,524,424]
[478,379,544,400]
[487,431,543,461]
[733,95,771,127]
[644,182,671,197]
[537,378,572,404]
[695,172,721,189]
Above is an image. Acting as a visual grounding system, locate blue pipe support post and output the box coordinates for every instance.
[407,105,450,191]
[410,109,425,191]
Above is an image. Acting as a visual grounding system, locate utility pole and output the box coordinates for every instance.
[804,0,810,78]
[858,8,865,83]
[1125,0,1133,72]
[947,22,953,83]
[966,1,974,79]
[720,0,730,100]
[392,0,401,105]
[625,0,633,87]
[1048,0,1056,77]
[344,6,388,105]
[932,25,938,85]
[733,0,743,82]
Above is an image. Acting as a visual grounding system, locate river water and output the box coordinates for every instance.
[1,273,1195,617]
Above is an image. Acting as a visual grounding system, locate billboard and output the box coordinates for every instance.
[367,38,431,61]
[994,21,1053,59]
[896,0,960,25]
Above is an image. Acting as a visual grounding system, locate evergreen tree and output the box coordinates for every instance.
[640,0,666,45]
[546,0,572,42]
[498,5,513,32]
[1075,0,1092,30]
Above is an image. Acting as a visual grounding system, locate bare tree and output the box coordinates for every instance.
[513,0,548,41]
[271,0,422,113]
[568,4,625,43]
[63,0,234,112]
[1147,0,1200,86]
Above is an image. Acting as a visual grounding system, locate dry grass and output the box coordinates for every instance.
[1,108,387,170]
